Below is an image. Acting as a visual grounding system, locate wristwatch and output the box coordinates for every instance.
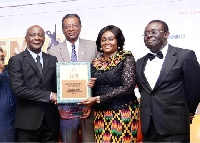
[96,96,100,103]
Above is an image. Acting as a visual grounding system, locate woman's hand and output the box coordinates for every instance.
[87,78,97,88]
[78,97,97,107]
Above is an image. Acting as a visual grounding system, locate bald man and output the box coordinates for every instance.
[8,25,60,142]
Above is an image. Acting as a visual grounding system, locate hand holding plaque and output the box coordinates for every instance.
[57,62,91,104]
[57,62,92,117]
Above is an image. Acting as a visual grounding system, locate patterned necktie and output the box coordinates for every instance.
[36,55,42,75]
[71,44,77,62]
[147,51,163,61]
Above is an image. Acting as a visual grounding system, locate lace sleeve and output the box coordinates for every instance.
[100,55,136,102]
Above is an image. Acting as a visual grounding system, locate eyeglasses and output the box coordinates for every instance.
[63,24,80,30]
[143,30,165,37]
[101,36,116,42]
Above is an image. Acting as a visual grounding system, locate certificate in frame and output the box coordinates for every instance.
[57,62,91,104]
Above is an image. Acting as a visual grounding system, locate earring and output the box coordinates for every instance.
[100,48,102,51]
[118,47,120,50]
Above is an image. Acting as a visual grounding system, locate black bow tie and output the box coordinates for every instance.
[147,51,163,61]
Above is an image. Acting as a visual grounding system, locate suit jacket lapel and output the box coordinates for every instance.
[78,39,87,61]
[138,55,152,93]
[59,39,89,62]
[23,49,42,78]
[42,52,48,79]
[153,45,177,91]
[60,41,70,62]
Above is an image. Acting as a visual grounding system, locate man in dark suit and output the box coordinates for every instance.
[8,25,60,142]
[48,14,98,143]
[136,20,200,142]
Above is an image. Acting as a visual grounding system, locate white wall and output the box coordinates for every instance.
[0,0,200,62]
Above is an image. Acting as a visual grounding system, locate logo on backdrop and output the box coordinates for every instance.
[46,24,59,51]
[168,34,185,39]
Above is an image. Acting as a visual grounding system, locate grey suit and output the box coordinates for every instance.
[49,39,98,62]
[48,38,98,142]
[136,45,200,139]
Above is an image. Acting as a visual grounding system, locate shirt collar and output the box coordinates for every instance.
[148,43,168,59]
[27,48,42,60]
[160,43,168,59]
[66,38,79,49]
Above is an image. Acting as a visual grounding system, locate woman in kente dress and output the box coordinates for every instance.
[79,25,139,143]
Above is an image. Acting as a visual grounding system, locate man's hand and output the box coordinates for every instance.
[51,92,57,104]
[80,106,91,119]
[189,113,194,124]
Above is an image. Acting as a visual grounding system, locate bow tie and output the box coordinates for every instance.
[147,51,163,61]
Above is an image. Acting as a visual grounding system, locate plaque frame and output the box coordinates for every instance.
[56,62,91,104]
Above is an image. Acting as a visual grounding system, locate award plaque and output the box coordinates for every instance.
[57,62,91,104]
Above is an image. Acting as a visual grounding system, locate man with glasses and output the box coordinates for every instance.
[136,20,200,142]
[48,14,98,142]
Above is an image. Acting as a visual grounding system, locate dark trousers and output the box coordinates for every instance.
[0,127,16,142]
[17,119,59,142]
[143,117,189,142]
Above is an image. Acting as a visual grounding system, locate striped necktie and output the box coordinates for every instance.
[71,44,77,62]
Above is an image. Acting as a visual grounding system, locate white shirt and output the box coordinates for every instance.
[27,48,43,68]
[144,44,168,89]
[66,39,79,60]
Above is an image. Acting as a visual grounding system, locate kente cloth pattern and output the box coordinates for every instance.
[94,101,139,143]
[91,50,139,142]
[92,50,132,71]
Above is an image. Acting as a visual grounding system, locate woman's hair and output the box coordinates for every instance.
[96,25,125,52]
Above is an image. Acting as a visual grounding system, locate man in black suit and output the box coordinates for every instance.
[8,25,60,142]
[136,20,200,142]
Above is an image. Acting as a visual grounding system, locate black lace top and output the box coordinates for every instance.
[91,50,137,111]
